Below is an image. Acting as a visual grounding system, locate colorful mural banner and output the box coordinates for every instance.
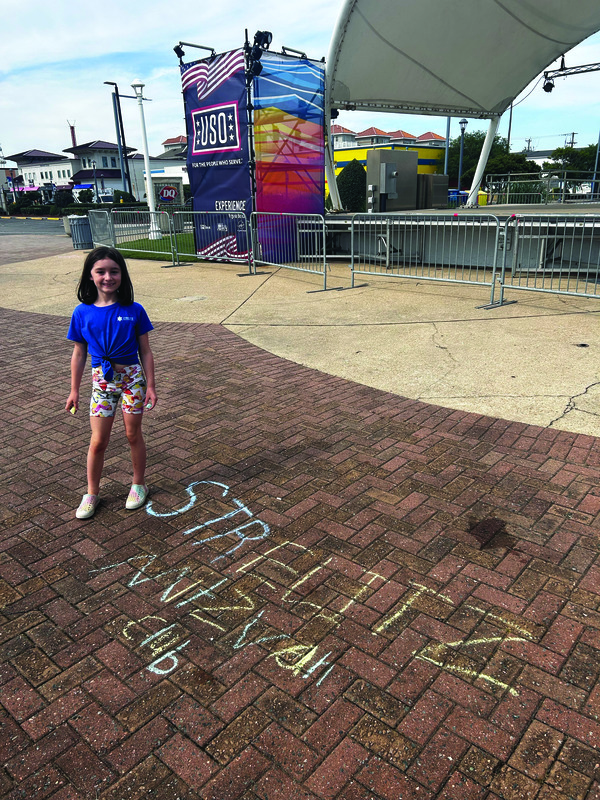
[252,53,325,215]
[181,48,252,260]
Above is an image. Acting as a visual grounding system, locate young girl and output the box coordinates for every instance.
[65,246,157,519]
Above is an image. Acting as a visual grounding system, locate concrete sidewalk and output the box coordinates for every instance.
[1,250,599,435]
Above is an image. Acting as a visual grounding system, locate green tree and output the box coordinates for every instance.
[336,159,366,212]
[12,192,31,209]
[77,189,94,204]
[446,131,540,187]
[17,191,41,206]
[543,144,598,176]
[54,189,74,208]
[113,189,136,204]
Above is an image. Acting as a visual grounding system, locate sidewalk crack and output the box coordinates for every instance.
[431,322,458,365]
[548,381,600,427]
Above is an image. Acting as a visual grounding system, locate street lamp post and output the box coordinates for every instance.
[91,160,99,203]
[131,78,161,239]
[104,81,132,195]
[458,118,468,200]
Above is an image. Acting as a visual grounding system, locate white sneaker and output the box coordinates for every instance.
[126,484,149,510]
[76,494,100,519]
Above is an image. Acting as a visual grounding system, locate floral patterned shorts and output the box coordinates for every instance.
[90,365,147,417]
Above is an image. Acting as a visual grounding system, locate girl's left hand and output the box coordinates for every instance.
[145,389,158,411]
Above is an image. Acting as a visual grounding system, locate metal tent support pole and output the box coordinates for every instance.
[325,118,342,211]
[465,117,500,207]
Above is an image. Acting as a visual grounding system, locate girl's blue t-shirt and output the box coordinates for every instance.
[67,301,153,379]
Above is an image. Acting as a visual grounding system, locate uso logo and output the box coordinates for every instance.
[159,185,179,202]
[192,101,240,155]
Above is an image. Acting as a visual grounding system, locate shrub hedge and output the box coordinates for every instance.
[5,202,150,217]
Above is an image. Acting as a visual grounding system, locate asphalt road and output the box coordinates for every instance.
[0,216,66,236]
[0,216,75,265]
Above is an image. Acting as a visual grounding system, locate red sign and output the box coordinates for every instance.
[159,185,179,202]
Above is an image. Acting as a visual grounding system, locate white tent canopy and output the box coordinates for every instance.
[325,0,600,206]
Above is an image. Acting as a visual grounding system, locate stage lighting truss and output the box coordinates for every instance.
[245,30,273,86]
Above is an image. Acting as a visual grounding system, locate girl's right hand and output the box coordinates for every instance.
[66,393,79,414]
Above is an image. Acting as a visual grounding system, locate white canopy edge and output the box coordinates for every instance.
[324,0,600,209]
[326,0,600,119]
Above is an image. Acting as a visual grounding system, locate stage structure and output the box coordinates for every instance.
[179,33,325,262]
[325,0,600,208]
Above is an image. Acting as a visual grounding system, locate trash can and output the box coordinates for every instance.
[477,190,488,206]
[69,215,93,250]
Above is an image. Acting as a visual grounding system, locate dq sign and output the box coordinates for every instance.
[158,185,179,202]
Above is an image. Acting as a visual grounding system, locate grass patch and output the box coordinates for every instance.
[116,232,202,263]
[114,232,251,269]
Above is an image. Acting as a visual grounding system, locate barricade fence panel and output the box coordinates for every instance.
[251,212,327,289]
[485,170,600,206]
[110,210,176,264]
[88,210,115,247]
[172,211,253,273]
[97,209,600,305]
[350,214,501,296]
[496,215,600,302]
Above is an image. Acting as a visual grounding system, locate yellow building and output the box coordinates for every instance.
[333,144,444,177]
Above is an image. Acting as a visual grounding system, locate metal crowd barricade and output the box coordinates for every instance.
[251,212,328,290]
[350,214,501,300]
[110,209,177,265]
[172,211,253,273]
[492,215,600,305]
[488,192,545,206]
[88,210,115,247]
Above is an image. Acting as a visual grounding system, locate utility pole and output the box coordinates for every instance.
[566,132,577,148]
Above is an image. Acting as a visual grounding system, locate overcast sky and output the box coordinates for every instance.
[2,0,600,165]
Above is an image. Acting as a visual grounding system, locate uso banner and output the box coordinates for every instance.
[252,53,325,215]
[181,49,252,260]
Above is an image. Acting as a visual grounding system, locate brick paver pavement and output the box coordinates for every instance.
[2,306,600,800]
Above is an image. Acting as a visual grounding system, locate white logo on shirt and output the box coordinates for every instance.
[117,316,135,322]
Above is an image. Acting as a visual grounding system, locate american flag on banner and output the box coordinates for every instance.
[181,49,245,102]
[197,234,249,263]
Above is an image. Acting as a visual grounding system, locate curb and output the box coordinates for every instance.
[0,215,61,221]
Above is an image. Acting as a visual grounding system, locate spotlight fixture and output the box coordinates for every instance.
[245,31,272,86]
[330,108,339,119]
[253,30,273,50]
[173,44,185,60]
[543,77,554,93]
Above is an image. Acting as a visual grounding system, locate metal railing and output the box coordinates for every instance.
[110,209,177,264]
[485,170,600,206]
[88,210,115,247]
[447,191,469,208]
[87,209,600,306]
[488,192,544,206]
[172,211,253,273]
[251,212,328,290]
[350,213,501,295]
[493,215,600,304]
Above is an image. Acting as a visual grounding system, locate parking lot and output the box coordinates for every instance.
[0,216,74,266]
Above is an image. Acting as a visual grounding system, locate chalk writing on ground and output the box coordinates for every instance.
[90,480,535,696]
[146,480,270,560]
